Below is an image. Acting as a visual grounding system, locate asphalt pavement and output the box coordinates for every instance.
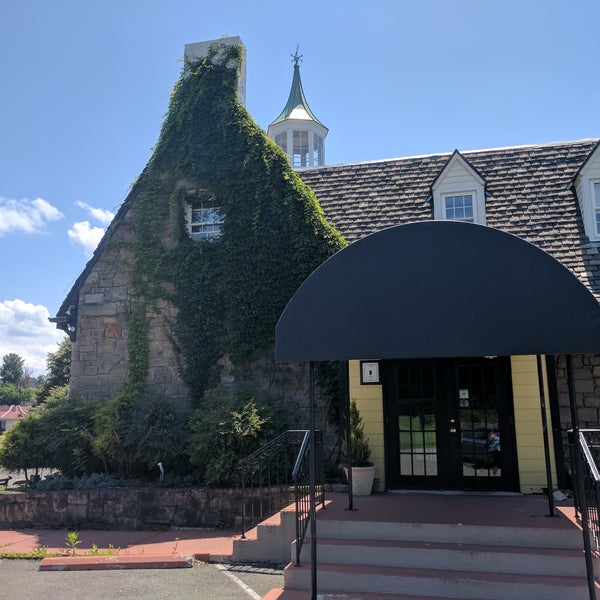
[0,558,284,599]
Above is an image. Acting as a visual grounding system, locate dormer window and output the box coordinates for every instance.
[594,182,600,235]
[432,151,486,225]
[186,194,223,242]
[574,142,600,241]
[443,193,474,222]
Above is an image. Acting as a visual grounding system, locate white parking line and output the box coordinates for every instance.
[214,563,262,600]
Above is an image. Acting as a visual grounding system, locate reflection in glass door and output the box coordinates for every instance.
[397,365,438,477]
[455,361,502,479]
[383,357,517,491]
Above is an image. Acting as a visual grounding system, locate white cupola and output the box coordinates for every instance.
[268,49,328,168]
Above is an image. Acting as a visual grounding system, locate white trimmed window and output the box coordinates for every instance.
[293,130,309,167]
[443,194,474,222]
[275,132,287,154]
[594,181,600,236]
[313,134,324,166]
[432,151,486,225]
[186,196,223,242]
[574,142,600,241]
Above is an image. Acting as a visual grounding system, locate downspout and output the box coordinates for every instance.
[339,360,354,511]
[536,355,555,517]
[309,361,318,600]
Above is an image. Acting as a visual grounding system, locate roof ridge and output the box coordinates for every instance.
[299,138,600,172]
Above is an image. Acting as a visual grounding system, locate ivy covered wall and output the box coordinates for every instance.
[69,43,345,419]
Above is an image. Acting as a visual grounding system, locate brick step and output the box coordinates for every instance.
[283,561,592,600]
[262,588,469,600]
[316,518,583,549]
[298,537,587,577]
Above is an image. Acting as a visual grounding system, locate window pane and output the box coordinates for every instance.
[444,195,473,222]
[313,134,323,166]
[190,198,223,241]
[275,132,287,153]
[293,130,309,167]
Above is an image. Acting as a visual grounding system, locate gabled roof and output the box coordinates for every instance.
[0,405,29,420]
[299,139,600,299]
[270,63,327,129]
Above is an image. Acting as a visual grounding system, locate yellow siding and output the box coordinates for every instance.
[511,355,556,493]
[347,356,556,495]
[349,360,385,490]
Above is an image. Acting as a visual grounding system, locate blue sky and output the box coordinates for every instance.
[1,0,599,374]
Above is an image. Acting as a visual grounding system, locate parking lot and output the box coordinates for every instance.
[0,558,284,599]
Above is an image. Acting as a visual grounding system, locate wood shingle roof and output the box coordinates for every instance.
[299,139,600,300]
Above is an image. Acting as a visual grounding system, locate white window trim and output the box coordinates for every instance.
[578,178,600,241]
[431,152,486,225]
[574,142,600,242]
[185,198,223,242]
[433,186,486,225]
[594,180,600,238]
[268,120,327,168]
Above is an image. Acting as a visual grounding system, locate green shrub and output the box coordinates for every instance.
[187,385,289,486]
[341,400,372,467]
[93,389,190,478]
[0,386,98,477]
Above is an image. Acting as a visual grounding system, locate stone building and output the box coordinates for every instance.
[51,37,600,491]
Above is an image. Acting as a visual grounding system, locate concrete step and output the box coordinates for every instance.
[316,518,583,549]
[283,561,592,600]
[233,507,296,564]
[298,537,587,577]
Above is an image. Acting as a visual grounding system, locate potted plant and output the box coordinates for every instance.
[342,400,376,495]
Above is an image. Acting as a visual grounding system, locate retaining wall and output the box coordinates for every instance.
[0,486,262,530]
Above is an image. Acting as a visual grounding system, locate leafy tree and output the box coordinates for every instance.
[0,382,36,405]
[37,338,71,403]
[0,353,25,386]
[0,415,47,476]
[0,386,99,478]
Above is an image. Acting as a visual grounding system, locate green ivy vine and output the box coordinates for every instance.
[113,42,346,402]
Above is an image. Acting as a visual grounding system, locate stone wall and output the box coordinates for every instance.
[70,203,191,406]
[0,486,290,530]
[555,353,600,475]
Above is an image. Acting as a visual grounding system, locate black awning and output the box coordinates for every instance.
[276,221,600,361]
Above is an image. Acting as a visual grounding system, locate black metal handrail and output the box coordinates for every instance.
[568,428,599,599]
[238,430,323,540]
[292,429,324,566]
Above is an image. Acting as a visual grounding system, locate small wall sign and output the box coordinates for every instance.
[360,361,380,384]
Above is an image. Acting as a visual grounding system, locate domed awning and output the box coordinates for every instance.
[276,221,600,361]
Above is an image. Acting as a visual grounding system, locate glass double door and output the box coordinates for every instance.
[383,357,517,491]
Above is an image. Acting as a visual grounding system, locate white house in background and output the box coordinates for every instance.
[0,405,29,435]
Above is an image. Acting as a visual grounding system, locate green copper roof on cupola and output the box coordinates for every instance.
[270,49,327,130]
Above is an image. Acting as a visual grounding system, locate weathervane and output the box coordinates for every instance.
[291,44,303,66]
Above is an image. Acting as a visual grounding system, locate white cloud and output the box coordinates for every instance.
[0,299,66,376]
[76,201,114,226]
[0,196,64,236]
[68,221,105,258]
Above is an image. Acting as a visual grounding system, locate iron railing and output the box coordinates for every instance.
[237,430,324,540]
[569,428,599,599]
[570,429,600,547]
[292,429,324,565]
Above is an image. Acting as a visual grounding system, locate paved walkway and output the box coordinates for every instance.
[0,527,237,563]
